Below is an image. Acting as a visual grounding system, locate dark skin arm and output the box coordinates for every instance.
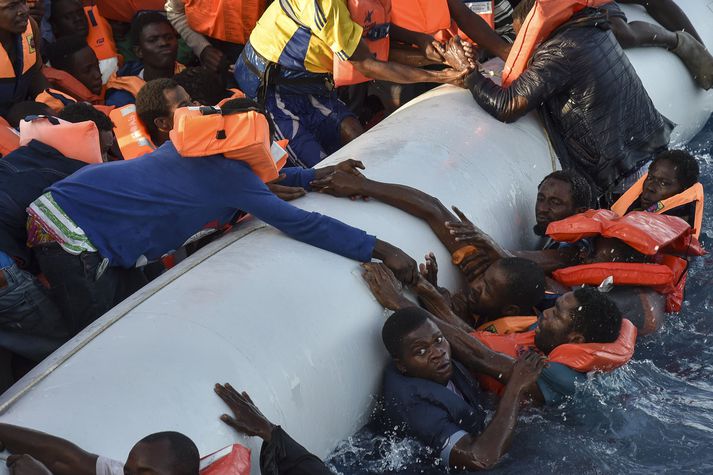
[267,159,365,201]
[446,0,511,60]
[0,424,97,475]
[450,352,545,470]
[618,0,702,42]
[389,25,446,64]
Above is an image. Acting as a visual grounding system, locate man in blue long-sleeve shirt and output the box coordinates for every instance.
[26,127,416,334]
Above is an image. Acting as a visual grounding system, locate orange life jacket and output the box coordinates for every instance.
[105,73,148,99]
[184,0,267,45]
[0,117,20,158]
[19,116,103,164]
[35,87,114,117]
[41,66,105,105]
[471,318,637,394]
[0,20,37,80]
[611,174,705,240]
[476,316,538,335]
[200,443,250,475]
[95,0,167,23]
[110,104,156,160]
[84,5,120,83]
[501,0,610,87]
[333,0,391,87]
[390,0,451,35]
[170,105,288,183]
[547,210,705,313]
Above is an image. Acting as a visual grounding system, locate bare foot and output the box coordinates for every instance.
[442,36,473,72]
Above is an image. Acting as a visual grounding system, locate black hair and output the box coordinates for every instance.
[652,150,700,189]
[571,287,622,343]
[5,101,53,128]
[173,67,228,106]
[46,35,90,72]
[538,170,593,209]
[136,432,199,475]
[129,11,174,48]
[494,257,546,311]
[58,102,114,131]
[382,307,430,359]
[48,0,81,23]
[513,0,536,25]
[136,78,180,142]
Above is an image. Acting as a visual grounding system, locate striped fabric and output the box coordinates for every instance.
[494,0,516,43]
[26,192,97,255]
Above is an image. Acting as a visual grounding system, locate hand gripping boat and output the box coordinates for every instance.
[0,1,711,472]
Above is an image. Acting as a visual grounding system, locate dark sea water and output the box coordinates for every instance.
[327,115,713,474]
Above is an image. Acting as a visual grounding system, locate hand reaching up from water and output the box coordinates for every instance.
[509,351,547,392]
[447,206,511,261]
[215,383,275,443]
[419,252,439,287]
[362,262,413,311]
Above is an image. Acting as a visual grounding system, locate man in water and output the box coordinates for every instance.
[534,170,592,249]
[461,0,672,202]
[378,305,546,470]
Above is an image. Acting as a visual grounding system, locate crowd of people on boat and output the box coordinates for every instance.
[0,0,710,473]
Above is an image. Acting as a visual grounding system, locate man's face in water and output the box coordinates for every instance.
[534,178,580,236]
[395,319,453,385]
[640,159,685,210]
[465,262,512,319]
[534,291,584,354]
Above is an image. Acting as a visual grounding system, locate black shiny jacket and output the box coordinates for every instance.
[467,9,673,194]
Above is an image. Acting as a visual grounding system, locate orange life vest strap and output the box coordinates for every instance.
[546,209,704,257]
[110,104,156,160]
[170,105,287,183]
[476,316,538,335]
[390,0,450,35]
[502,0,610,87]
[611,174,705,240]
[19,116,103,164]
[0,117,20,158]
[0,21,37,79]
[41,66,104,104]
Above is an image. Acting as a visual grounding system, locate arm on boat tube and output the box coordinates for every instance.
[449,352,545,471]
[446,0,511,61]
[617,0,702,43]
[0,423,97,475]
[464,48,572,123]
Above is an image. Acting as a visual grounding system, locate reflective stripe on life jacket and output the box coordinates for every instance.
[476,316,538,335]
[19,116,103,165]
[545,209,704,257]
[170,105,287,183]
[501,0,610,87]
[199,443,250,474]
[390,0,451,35]
[0,117,20,158]
[110,104,156,160]
[333,0,391,87]
[471,318,636,394]
[41,66,105,105]
[184,0,267,45]
[611,174,705,240]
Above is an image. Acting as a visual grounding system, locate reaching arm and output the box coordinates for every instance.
[618,0,702,42]
[449,352,545,470]
[446,0,511,60]
[0,424,97,475]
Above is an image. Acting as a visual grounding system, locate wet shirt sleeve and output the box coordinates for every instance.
[536,362,586,405]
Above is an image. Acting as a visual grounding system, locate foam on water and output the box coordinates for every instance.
[327,116,713,474]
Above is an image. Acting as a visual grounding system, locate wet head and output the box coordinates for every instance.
[49,0,88,38]
[535,287,622,354]
[124,431,199,475]
[382,308,452,385]
[640,150,700,210]
[132,12,178,70]
[534,170,591,236]
[0,0,30,35]
[467,257,545,321]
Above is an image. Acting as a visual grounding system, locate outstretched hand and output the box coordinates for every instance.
[214,383,275,443]
[362,262,412,311]
[311,170,367,200]
[267,173,307,201]
[314,159,366,180]
[419,252,439,287]
[509,351,547,391]
[447,206,510,260]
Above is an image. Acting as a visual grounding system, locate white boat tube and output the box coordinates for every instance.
[0,1,711,472]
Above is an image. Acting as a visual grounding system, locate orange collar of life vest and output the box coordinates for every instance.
[42,66,105,104]
[0,20,37,80]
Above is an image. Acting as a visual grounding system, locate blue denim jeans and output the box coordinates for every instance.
[0,260,69,361]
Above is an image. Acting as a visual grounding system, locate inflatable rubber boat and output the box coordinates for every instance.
[1,1,712,472]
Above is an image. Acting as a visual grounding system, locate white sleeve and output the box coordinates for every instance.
[165,0,212,57]
[95,456,124,475]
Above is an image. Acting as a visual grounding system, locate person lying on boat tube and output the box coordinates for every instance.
[25,98,419,339]
[375,305,547,471]
[454,0,673,204]
[363,263,635,409]
[311,169,548,332]
[0,423,200,475]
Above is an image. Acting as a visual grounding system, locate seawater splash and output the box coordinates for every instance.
[328,117,713,473]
